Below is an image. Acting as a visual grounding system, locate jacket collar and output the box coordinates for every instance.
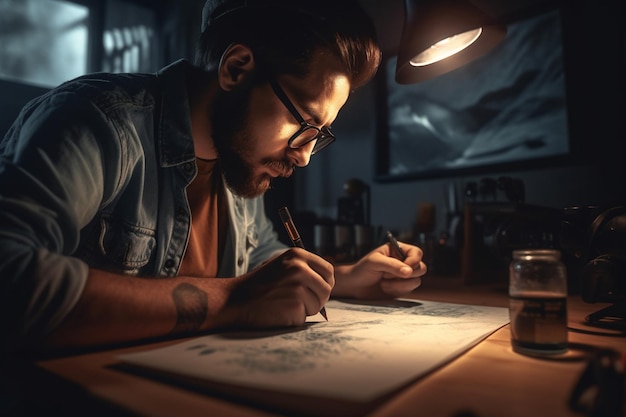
[155,59,197,168]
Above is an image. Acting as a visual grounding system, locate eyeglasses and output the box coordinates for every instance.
[268,77,335,155]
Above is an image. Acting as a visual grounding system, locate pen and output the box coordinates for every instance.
[278,206,328,321]
[386,230,407,261]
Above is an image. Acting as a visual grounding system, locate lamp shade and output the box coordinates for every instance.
[395,0,507,84]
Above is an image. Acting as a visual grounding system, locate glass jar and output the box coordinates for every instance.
[509,249,568,355]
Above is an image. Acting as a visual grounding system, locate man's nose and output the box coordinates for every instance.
[288,141,315,167]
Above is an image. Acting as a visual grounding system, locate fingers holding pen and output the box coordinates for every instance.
[376,242,427,297]
[385,237,428,278]
[279,206,330,320]
[381,256,427,281]
[232,248,334,327]
[403,245,428,277]
[282,247,335,303]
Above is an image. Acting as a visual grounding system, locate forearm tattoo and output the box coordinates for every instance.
[171,283,208,334]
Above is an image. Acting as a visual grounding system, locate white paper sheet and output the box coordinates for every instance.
[118,299,509,403]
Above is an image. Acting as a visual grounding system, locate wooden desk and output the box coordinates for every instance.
[27,277,626,417]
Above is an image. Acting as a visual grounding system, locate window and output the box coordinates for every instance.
[0,0,89,88]
[102,0,158,73]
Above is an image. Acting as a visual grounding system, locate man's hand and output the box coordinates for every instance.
[226,248,334,328]
[332,241,426,300]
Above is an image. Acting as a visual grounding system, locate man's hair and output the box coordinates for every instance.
[195,0,382,89]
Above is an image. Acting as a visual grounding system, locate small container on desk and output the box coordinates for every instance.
[509,249,568,355]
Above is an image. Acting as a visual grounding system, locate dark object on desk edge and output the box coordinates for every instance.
[564,205,626,329]
[569,347,625,417]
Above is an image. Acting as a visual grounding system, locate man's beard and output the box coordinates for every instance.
[210,85,293,198]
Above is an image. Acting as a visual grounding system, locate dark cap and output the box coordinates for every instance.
[202,0,243,32]
[202,0,283,32]
[201,0,315,32]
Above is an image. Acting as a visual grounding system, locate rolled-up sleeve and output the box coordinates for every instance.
[0,91,121,349]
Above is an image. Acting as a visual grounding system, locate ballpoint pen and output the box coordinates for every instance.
[278,206,328,321]
[386,230,407,261]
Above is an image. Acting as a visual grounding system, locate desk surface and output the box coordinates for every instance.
[30,277,626,417]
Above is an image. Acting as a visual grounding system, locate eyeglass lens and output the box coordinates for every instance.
[269,76,335,154]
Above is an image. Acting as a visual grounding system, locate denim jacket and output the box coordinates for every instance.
[0,60,287,348]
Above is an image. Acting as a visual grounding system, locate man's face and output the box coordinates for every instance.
[210,85,275,198]
[211,57,351,198]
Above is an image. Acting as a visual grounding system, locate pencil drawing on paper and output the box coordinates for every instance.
[335,298,488,318]
[118,298,510,402]
[184,320,385,374]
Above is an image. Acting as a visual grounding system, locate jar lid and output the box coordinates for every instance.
[512,249,561,260]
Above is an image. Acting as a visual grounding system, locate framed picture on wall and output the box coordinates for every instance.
[375,9,573,182]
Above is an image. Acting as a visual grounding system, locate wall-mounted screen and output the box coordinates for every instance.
[376,9,571,181]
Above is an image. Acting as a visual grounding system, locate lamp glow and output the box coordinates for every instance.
[410,27,482,66]
[395,0,507,84]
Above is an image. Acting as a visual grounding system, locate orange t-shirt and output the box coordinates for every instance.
[179,158,227,277]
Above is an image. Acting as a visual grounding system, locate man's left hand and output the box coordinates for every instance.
[332,241,427,299]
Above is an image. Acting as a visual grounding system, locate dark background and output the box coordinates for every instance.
[1,0,624,247]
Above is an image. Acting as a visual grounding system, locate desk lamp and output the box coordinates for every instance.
[395,0,507,84]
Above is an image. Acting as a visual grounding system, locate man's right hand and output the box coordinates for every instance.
[226,248,334,328]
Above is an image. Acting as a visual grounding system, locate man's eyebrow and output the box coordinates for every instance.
[300,104,325,127]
